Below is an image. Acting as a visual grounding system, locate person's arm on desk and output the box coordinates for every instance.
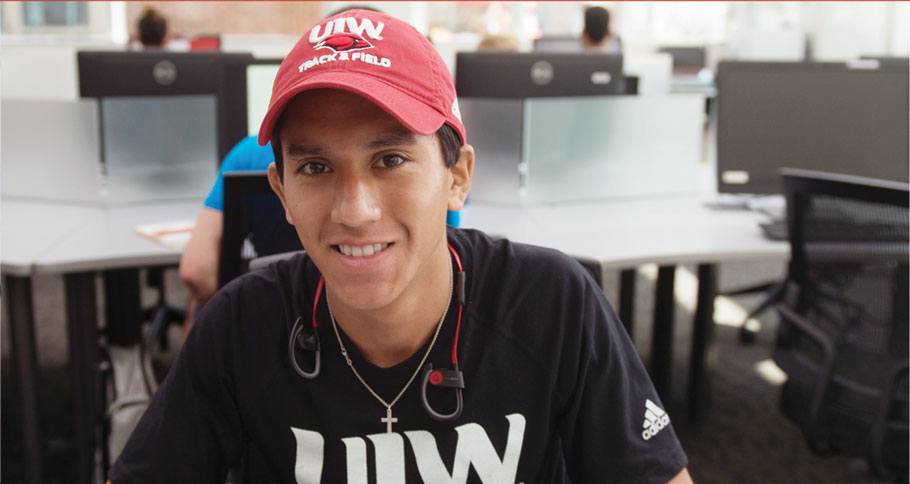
[178,207,222,333]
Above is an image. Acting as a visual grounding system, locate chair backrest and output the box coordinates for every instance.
[774,168,909,478]
[219,171,302,288]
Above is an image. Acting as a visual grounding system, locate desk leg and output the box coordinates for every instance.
[102,269,142,346]
[650,265,676,400]
[65,272,100,484]
[688,263,717,422]
[5,275,45,484]
[618,269,636,338]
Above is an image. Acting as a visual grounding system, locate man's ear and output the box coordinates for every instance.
[267,162,295,226]
[447,144,474,211]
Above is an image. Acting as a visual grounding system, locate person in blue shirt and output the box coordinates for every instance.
[179,135,460,332]
[179,135,274,331]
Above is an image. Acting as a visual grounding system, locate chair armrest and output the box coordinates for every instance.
[249,250,304,271]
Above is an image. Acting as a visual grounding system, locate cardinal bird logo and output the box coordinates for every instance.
[315,33,375,53]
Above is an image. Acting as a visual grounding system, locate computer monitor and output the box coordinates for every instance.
[859,56,910,69]
[78,51,253,162]
[716,61,909,194]
[658,46,706,75]
[455,52,625,98]
[245,59,282,136]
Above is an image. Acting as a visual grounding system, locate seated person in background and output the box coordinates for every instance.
[582,6,622,54]
[477,33,519,51]
[110,9,691,484]
[178,135,276,333]
[134,7,168,48]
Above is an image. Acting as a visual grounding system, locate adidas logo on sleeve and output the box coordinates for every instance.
[641,399,671,441]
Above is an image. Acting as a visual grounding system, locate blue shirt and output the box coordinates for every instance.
[204,135,461,227]
[204,136,275,212]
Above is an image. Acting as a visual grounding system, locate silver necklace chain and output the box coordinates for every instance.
[327,268,452,430]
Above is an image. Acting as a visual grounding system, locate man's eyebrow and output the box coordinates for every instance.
[366,131,418,150]
[285,143,325,157]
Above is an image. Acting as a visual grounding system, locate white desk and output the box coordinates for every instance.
[35,201,198,274]
[3,194,787,483]
[462,196,784,267]
[0,200,98,276]
[2,197,199,484]
[462,196,788,420]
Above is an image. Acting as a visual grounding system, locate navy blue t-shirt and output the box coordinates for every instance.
[110,228,687,483]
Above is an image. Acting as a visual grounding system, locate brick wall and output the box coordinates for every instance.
[127,2,323,38]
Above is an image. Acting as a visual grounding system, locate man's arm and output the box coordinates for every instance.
[179,207,223,309]
[669,468,694,484]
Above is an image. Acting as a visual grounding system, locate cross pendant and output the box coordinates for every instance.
[381,407,398,433]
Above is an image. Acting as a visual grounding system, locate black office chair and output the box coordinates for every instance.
[772,168,909,480]
[219,171,302,288]
[219,171,302,483]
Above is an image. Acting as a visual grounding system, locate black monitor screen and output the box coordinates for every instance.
[717,61,909,194]
[456,52,624,98]
[78,51,254,161]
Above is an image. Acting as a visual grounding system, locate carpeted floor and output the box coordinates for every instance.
[1,263,900,483]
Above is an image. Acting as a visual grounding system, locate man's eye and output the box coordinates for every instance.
[299,162,328,175]
[379,154,406,168]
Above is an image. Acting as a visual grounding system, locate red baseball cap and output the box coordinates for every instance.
[258,9,466,146]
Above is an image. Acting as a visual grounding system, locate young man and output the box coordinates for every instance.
[110,9,691,483]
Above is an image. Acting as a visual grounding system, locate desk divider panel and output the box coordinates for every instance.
[1,99,103,203]
[102,95,217,204]
[458,98,525,204]
[459,95,704,204]
[523,96,704,203]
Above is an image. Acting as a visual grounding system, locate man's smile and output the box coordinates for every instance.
[333,242,394,257]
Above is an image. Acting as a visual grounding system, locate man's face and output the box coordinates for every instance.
[268,89,469,313]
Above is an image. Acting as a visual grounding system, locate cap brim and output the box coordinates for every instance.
[258,71,446,146]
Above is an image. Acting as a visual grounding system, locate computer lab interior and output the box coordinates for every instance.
[1,2,908,483]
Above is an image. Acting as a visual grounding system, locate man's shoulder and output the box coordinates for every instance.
[223,251,311,300]
[453,227,592,290]
[452,228,599,335]
[204,251,313,328]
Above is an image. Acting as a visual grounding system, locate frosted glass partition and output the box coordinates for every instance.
[458,98,524,204]
[103,95,217,203]
[522,96,704,203]
[1,99,102,203]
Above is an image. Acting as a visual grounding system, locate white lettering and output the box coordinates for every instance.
[291,427,324,484]
[367,433,406,484]
[308,23,331,44]
[642,415,670,441]
[332,18,347,35]
[309,17,385,44]
[346,17,385,40]
[341,437,368,484]
[291,413,526,483]
[298,52,392,72]
[405,414,526,484]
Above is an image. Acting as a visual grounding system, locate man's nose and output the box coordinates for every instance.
[330,175,381,227]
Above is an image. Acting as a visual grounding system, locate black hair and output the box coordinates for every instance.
[270,118,462,181]
[138,8,168,47]
[583,6,610,44]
